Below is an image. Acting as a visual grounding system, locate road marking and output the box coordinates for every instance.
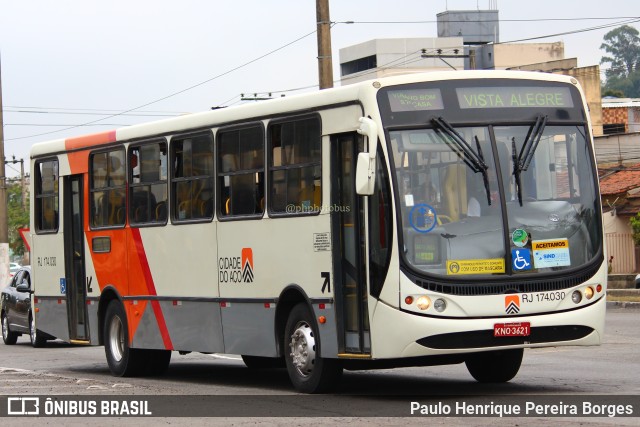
[0,366,135,394]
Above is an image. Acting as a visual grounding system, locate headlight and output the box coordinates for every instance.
[571,290,582,304]
[584,286,594,300]
[416,296,431,310]
[434,298,447,312]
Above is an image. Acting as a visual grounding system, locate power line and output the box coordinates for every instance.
[5,123,131,127]
[4,109,183,117]
[494,18,640,44]
[7,15,640,138]
[335,16,640,24]
[4,105,188,114]
[6,28,319,142]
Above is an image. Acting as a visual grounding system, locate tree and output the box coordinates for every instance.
[600,25,640,80]
[600,25,640,97]
[602,88,626,98]
[7,183,29,259]
[602,70,640,98]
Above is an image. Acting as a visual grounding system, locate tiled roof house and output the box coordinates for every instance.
[599,164,640,215]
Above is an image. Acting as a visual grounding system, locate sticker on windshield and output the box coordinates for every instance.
[446,258,505,275]
[512,248,532,271]
[409,204,437,233]
[511,229,529,248]
[532,238,570,268]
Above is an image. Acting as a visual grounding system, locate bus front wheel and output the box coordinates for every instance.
[465,348,523,383]
[284,303,342,393]
[104,300,143,377]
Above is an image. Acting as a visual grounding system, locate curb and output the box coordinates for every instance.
[606,301,640,310]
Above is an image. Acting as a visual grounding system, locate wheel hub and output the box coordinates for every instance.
[289,321,316,377]
[109,316,125,362]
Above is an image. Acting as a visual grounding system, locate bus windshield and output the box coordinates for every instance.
[389,121,600,278]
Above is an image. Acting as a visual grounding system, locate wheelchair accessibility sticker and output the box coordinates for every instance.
[511,248,532,271]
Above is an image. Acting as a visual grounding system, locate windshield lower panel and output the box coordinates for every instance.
[390,124,600,278]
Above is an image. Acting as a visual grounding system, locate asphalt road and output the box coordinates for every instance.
[0,307,638,426]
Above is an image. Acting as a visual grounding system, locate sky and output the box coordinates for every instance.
[1,0,639,178]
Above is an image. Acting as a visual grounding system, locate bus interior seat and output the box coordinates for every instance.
[442,163,467,221]
[156,201,167,221]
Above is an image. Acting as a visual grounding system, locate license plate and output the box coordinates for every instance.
[494,322,530,337]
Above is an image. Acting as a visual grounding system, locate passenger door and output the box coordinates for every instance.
[331,133,370,354]
[63,175,89,342]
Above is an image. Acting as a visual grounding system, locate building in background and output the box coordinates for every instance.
[601,98,640,135]
[339,37,465,85]
[338,6,603,137]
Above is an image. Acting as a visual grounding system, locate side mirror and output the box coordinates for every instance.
[355,117,378,196]
[16,283,30,293]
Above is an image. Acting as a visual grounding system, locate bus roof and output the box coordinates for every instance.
[30,70,578,159]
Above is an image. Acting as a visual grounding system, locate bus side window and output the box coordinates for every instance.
[90,150,125,228]
[217,124,264,218]
[35,159,60,233]
[170,132,214,222]
[129,142,167,226]
[268,116,321,214]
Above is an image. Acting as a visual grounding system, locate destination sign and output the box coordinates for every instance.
[456,86,574,109]
[387,89,444,112]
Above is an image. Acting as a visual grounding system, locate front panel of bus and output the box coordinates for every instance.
[369,77,605,357]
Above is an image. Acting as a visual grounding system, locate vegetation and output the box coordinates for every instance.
[630,211,640,246]
[600,25,640,98]
[7,183,29,259]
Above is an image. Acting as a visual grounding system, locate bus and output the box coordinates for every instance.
[26,71,605,393]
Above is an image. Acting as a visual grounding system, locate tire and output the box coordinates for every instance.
[104,300,143,377]
[284,303,342,393]
[2,312,18,345]
[242,355,285,369]
[465,348,524,383]
[29,313,47,348]
[142,349,172,376]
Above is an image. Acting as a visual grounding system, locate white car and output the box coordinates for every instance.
[9,263,21,277]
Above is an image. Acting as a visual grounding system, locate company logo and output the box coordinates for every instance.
[241,248,254,283]
[219,248,254,284]
[8,397,40,415]
[505,295,520,314]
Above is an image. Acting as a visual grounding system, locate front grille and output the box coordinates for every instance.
[417,325,594,349]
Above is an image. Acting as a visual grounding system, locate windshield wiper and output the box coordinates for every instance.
[513,114,548,206]
[431,117,492,205]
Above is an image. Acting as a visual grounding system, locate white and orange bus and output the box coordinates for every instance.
[25,71,606,393]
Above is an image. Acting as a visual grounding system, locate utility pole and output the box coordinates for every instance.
[316,0,334,89]
[0,56,9,283]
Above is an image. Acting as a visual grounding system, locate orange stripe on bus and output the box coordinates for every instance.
[65,130,116,174]
[65,130,117,150]
[131,228,174,350]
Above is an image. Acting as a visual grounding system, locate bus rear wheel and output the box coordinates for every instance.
[104,300,143,377]
[465,348,523,383]
[284,303,342,393]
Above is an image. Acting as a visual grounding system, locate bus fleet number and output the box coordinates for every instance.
[522,291,566,303]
